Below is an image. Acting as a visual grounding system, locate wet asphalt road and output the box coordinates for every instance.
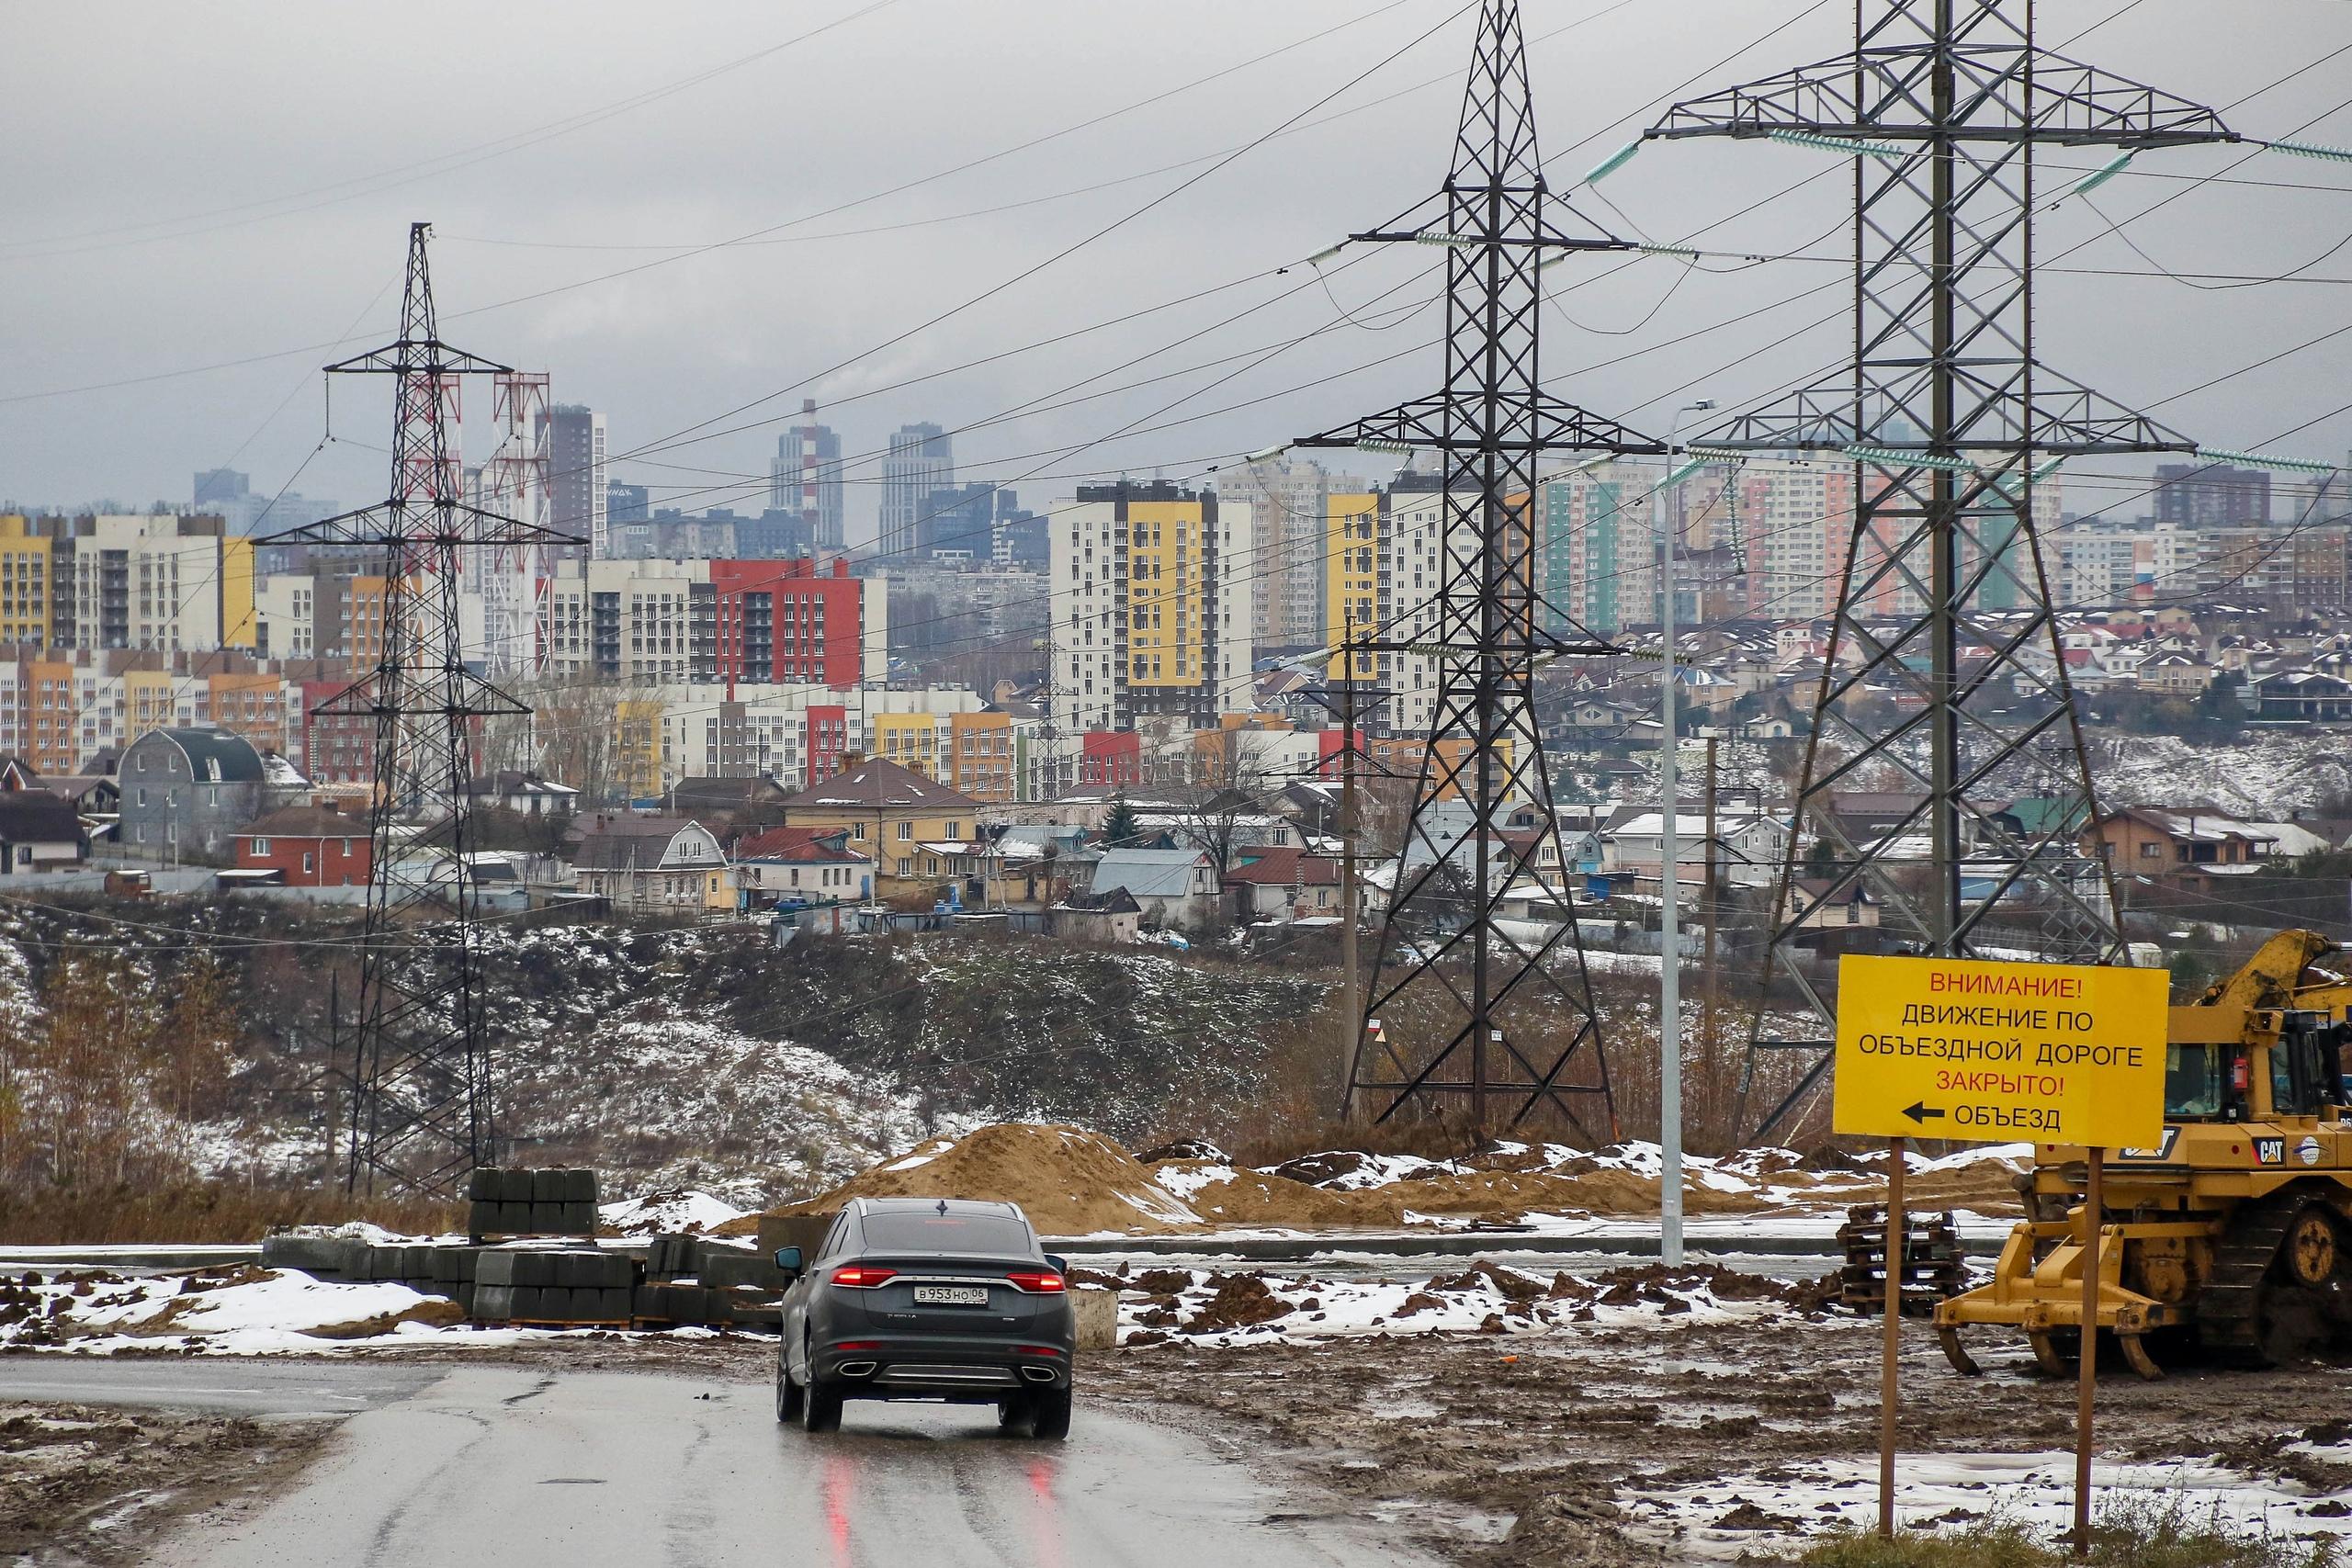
[10,1358,1425,1567]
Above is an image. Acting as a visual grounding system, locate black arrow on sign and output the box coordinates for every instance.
[1902,1101,1947,1124]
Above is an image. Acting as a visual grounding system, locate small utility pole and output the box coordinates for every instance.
[1703,736,1721,1131]
[1340,608,1362,1122]
[1660,400,1713,1267]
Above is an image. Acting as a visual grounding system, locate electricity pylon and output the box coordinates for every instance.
[1642,0,2235,1136]
[266,223,574,1194]
[1295,0,1664,1134]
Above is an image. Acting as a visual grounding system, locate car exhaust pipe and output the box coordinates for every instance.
[1020,1365,1058,1383]
[837,1361,878,1378]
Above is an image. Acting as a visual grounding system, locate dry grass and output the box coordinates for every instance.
[0,1181,460,1245]
[1788,1499,2340,1568]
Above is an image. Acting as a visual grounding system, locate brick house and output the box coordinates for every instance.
[236,804,371,886]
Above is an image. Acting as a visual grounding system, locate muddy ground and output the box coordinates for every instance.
[12,1286,2352,1567]
[1082,1290,2352,1566]
[0,1402,326,1566]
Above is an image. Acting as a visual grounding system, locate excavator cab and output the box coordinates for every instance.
[1934,932,2352,1379]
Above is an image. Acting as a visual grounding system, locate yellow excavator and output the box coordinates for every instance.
[1934,930,2352,1379]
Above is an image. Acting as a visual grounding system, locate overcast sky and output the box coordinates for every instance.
[5,0,2350,542]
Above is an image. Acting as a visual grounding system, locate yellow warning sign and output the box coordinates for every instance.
[1833,955,2169,1147]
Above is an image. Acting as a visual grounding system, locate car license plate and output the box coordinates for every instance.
[912,1284,989,1306]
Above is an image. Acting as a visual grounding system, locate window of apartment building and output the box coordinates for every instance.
[302,852,315,874]
[850,822,864,840]
[897,820,911,840]
[252,837,269,855]
[897,856,910,876]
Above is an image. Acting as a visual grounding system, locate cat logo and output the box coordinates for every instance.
[2255,1137,2288,1166]
[2117,1129,2179,1161]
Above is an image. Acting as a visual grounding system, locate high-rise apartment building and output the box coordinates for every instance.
[770,400,844,552]
[543,556,883,689]
[0,514,255,654]
[1537,465,1645,637]
[546,403,608,558]
[1050,481,1250,736]
[2154,462,2269,529]
[880,423,953,563]
[194,468,249,506]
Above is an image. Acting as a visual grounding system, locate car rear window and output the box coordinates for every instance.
[860,1213,1033,1256]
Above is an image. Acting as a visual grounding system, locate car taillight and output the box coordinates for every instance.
[1014,1345,1063,1357]
[830,1265,898,1288]
[833,1341,882,1352]
[1004,1270,1064,1294]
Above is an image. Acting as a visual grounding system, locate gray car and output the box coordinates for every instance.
[775,1196,1076,1438]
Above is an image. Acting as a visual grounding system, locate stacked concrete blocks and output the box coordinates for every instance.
[467,1168,599,1239]
[471,1247,634,1325]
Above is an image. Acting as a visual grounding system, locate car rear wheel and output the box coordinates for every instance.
[996,1397,1029,1436]
[1027,1387,1071,1442]
[776,1360,805,1424]
[801,1374,843,1434]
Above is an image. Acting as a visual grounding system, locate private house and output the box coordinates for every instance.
[2082,806,2283,894]
[732,824,874,908]
[463,771,580,817]
[234,805,370,886]
[1049,886,1144,944]
[116,727,270,861]
[0,758,119,816]
[573,815,727,913]
[0,793,85,874]
[1086,847,1223,931]
[1223,845,1344,920]
[1781,876,1880,933]
[1603,811,1788,888]
[775,757,981,899]
[2253,670,2352,722]
[668,774,795,842]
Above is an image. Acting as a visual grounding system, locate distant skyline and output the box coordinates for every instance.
[7,1,2352,545]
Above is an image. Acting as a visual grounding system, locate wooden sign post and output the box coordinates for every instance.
[1832,954,2166,1543]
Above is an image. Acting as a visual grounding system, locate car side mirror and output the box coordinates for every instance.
[773,1246,803,1277]
[1044,1253,1069,1276]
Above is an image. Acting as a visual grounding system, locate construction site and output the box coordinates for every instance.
[10,0,2352,1564]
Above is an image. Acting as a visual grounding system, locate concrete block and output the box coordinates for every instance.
[559,1168,597,1204]
[260,1235,364,1277]
[537,1287,573,1321]
[1070,1289,1118,1352]
[467,1168,498,1201]
[698,1248,784,1292]
[467,1201,496,1239]
[532,1168,566,1202]
[472,1284,514,1322]
[454,1282,475,1317]
[456,1248,477,1282]
[493,1201,531,1234]
[568,1201,598,1235]
[495,1168,533,1203]
[552,1251,597,1290]
[513,1251,556,1289]
[365,1246,402,1281]
[508,1286,541,1320]
[475,1250,517,1288]
[597,1287,630,1321]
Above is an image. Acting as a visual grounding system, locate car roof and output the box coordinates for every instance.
[850,1196,1028,1221]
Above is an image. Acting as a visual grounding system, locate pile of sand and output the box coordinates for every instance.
[724,1122,2027,1242]
[736,1123,1204,1237]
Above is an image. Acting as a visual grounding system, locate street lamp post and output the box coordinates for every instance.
[1659,399,1714,1268]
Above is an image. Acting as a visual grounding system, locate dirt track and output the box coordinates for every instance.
[1084,1302,2352,1565]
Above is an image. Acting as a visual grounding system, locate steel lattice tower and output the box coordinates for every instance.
[266,223,572,1194]
[1295,0,1664,1134]
[1642,1,2235,1135]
